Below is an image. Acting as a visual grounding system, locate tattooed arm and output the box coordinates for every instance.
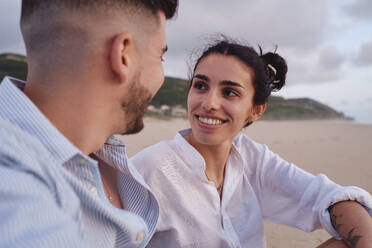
[328,201,372,248]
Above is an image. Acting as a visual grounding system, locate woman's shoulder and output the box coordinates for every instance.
[233,132,268,155]
[130,137,192,188]
[131,130,194,164]
[232,132,282,174]
[130,139,175,163]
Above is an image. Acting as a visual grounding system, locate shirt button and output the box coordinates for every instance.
[236,246,241,248]
[136,230,145,242]
[89,186,98,196]
[78,157,86,164]
[199,163,203,168]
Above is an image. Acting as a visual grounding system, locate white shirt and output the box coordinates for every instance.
[131,129,372,248]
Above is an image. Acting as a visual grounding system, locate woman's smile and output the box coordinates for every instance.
[195,114,228,127]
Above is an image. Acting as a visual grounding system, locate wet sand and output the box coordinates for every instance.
[119,118,372,248]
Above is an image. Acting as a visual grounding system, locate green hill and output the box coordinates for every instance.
[0,53,28,81]
[0,53,350,120]
[150,79,348,120]
[263,96,348,120]
[151,76,189,108]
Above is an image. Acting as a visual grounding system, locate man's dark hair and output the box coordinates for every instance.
[21,0,178,23]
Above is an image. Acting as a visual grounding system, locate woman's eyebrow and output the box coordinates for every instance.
[193,75,244,89]
[193,74,209,82]
[220,80,245,88]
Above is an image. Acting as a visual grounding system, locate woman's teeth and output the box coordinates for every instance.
[198,116,223,125]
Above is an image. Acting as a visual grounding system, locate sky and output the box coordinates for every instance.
[1,0,371,123]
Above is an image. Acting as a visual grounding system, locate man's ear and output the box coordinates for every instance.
[248,103,267,123]
[111,32,133,84]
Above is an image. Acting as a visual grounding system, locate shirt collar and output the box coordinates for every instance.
[0,77,82,164]
[231,132,245,161]
[173,129,244,175]
[95,136,153,192]
[174,129,206,170]
[95,135,131,174]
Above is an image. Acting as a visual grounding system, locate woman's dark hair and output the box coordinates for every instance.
[191,37,288,106]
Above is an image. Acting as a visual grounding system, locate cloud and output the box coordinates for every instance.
[0,1,25,54]
[164,0,334,78]
[318,46,346,70]
[354,41,372,66]
[167,0,330,51]
[314,46,346,81]
[342,0,372,21]
[285,45,346,84]
[0,0,365,91]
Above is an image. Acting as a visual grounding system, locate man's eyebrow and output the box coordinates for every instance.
[193,74,209,82]
[220,80,245,88]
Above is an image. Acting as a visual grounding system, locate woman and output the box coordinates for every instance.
[130,38,372,247]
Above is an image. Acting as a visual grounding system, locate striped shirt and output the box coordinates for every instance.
[0,77,159,248]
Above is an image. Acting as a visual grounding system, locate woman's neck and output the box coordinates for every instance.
[185,132,232,188]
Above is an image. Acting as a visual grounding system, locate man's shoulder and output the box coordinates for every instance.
[0,119,55,171]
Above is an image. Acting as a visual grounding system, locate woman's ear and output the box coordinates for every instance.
[111,32,133,84]
[248,103,267,123]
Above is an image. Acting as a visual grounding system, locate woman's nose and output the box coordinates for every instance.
[202,91,220,112]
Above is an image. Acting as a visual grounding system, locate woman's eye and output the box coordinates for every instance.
[223,88,238,97]
[193,81,207,90]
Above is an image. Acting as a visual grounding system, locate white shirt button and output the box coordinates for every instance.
[136,230,145,242]
[89,186,98,196]
[199,163,203,168]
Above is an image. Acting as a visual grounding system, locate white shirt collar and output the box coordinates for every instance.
[173,129,246,182]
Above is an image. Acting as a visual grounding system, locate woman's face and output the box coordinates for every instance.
[188,53,265,146]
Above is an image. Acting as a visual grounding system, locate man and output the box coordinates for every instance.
[0,0,177,247]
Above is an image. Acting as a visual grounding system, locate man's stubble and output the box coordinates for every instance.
[121,71,153,135]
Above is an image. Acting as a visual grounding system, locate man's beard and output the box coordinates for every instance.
[121,72,152,135]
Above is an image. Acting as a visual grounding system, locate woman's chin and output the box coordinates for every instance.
[190,131,226,147]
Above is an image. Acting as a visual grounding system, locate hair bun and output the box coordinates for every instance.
[261,52,288,91]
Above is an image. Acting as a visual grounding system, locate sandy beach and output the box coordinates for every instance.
[119,118,372,248]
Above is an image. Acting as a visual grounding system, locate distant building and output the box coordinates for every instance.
[171,105,187,117]
[146,104,187,117]
[147,105,156,111]
[146,105,162,114]
[160,105,170,111]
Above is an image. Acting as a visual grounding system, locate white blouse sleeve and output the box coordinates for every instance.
[253,143,372,238]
